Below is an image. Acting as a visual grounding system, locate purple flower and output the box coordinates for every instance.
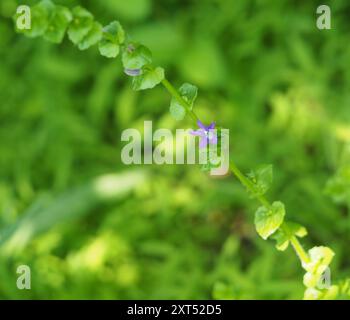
[190,120,218,148]
[124,68,142,77]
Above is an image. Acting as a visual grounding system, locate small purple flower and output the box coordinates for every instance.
[190,120,218,148]
[124,68,142,77]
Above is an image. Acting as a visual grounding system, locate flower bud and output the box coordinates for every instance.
[124,68,142,77]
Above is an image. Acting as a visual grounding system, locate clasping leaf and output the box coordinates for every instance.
[44,6,72,43]
[122,43,152,70]
[169,83,198,120]
[247,164,273,197]
[77,22,103,50]
[67,6,94,45]
[99,21,125,58]
[131,66,165,91]
[254,201,285,240]
[273,222,307,251]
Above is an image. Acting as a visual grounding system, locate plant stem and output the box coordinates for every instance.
[289,235,310,264]
[230,160,310,264]
[229,159,271,209]
[161,76,310,266]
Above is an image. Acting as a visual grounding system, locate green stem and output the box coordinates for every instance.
[289,234,310,264]
[230,161,310,265]
[229,160,271,209]
[161,76,310,266]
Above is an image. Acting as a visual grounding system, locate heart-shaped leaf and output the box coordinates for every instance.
[67,6,94,44]
[122,43,152,70]
[254,201,285,240]
[132,67,164,91]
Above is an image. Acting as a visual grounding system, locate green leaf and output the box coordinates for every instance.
[44,6,72,43]
[254,201,285,240]
[77,22,103,51]
[122,43,152,69]
[131,67,164,91]
[18,0,55,38]
[102,21,125,44]
[169,100,186,121]
[99,41,120,58]
[98,21,125,58]
[178,83,198,107]
[67,6,94,45]
[247,164,273,196]
[169,83,198,121]
[273,222,307,251]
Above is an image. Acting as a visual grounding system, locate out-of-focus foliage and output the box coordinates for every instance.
[0,0,350,299]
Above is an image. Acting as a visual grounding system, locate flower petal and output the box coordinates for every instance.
[197,120,206,130]
[124,68,142,76]
[207,122,216,130]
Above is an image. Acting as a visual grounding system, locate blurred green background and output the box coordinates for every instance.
[0,0,350,299]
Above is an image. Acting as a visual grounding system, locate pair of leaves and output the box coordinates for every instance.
[17,0,72,43]
[68,6,102,50]
[44,6,72,43]
[122,43,164,90]
[99,21,125,58]
[169,83,198,120]
[273,221,307,251]
[247,164,273,197]
[254,201,285,240]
